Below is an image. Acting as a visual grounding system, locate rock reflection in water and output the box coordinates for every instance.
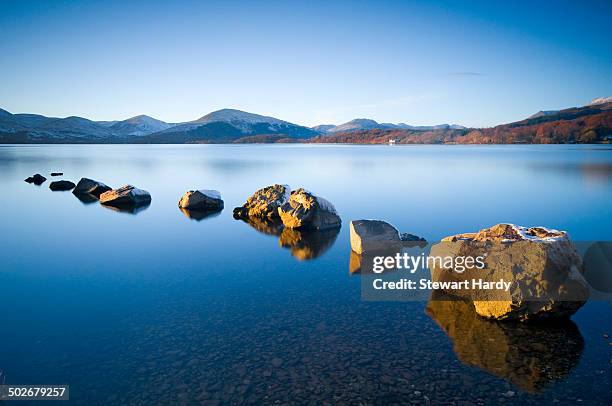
[101,201,151,215]
[237,217,339,260]
[278,227,340,261]
[179,207,221,221]
[238,217,284,236]
[426,291,584,393]
[73,192,99,205]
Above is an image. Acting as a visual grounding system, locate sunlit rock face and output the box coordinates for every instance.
[100,185,151,208]
[430,224,589,321]
[426,291,584,393]
[178,189,223,211]
[49,180,76,191]
[278,189,341,230]
[279,227,340,260]
[349,220,401,254]
[349,251,363,274]
[233,184,290,220]
[73,178,111,197]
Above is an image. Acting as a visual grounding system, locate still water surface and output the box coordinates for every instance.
[0,144,611,404]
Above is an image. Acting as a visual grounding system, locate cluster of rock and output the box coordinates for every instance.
[232,185,342,260]
[233,184,341,230]
[429,223,589,321]
[24,172,590,323]
[24,172,151,211]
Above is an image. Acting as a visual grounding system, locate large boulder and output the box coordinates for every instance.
[73,178,112,196]
[25,174,46,185]
[430,223,589,321]
[49,180,76,191]
[278,188,341,230]
[350,220,401,254]
[100,185,151,208]
[233,184,290,219]
[179,189,223,211]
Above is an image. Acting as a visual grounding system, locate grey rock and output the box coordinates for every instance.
[100,184,151,207]
[73,177,112,196]
[49,180,76,191]
[178,189,223,211]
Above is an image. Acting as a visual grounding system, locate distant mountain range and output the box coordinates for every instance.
[316,98,612,145]
[0,97,610,144]
[314,118,466,134]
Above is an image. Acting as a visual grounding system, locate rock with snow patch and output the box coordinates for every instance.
[278,188,341,230]
[430,223,589,321]
[100,185,151,208]
[178,189,224,212]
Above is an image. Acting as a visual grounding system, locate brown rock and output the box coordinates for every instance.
[100,185,151,207]
[430,223,589,321]
[233,184,289,219]
[278,188,341,230]
[178,189,223,211]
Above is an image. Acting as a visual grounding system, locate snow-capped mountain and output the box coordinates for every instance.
[311,124,336,133]
[317,118,466,133]
[587,97,612,106]
[156,108,317,140]
[109,115,174,136]
[528,110,560,119]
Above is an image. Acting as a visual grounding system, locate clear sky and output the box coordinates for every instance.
[1,0,611,127]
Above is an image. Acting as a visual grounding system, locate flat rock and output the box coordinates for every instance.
[73,178,112,196]
[430,223,589,321]
[350,220,401,254]
[49,180,76,191]
[50,172,63,176]
[178,189,223,211]
[25,174,46,185]
[278,188,341,230]
[100,185,151,207]
[233,184,290,219]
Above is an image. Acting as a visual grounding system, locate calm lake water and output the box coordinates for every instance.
[1,144,611,404]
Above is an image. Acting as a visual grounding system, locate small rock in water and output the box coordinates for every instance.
[25,174,46,185]
[100,185,151,207]
[349,220,401,254]
[178,189,223,211]
[73,178,112,197]
[50,172,63,176]
[49,180,76,191]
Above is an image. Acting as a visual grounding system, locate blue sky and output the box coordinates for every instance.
[0,0,610,127]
